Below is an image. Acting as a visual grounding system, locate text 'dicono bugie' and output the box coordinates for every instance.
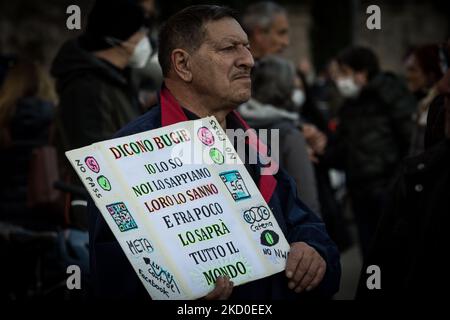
[219,170,251,201]
[106,202,138,232]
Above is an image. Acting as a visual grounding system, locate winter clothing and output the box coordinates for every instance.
[51,38,141,152]
[323,72,416,193]
[0,97,55,229]
[51,37,142,229]
[89,87,341,300]
[410,87,439,156]
[357,139,450,298]
[322,72,416,256]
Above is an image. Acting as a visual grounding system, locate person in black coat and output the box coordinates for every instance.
[0,59,57,229]
[320,47,416,257]
[357,58,450,298]
[51,0,152,229]
[0,59,58,299]
[89,5,341,300]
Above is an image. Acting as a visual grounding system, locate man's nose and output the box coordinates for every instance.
[237,46,255,69]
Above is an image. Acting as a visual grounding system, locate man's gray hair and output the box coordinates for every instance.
[242,1,286,36]
[251,55,296,110]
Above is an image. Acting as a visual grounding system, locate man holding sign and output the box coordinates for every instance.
[89,5,340,300]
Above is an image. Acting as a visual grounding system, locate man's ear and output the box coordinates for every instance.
[171,49,192,82]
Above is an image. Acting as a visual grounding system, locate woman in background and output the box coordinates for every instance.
[0,58,60,300]
[0,58,57,229]
[404,44,444,155]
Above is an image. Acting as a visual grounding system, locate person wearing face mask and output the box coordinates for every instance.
[131,0,164,111]
[357,42,450,298]
[239,56,321,216]
[51,0,152,229]
[89,7,340,300]
[318,47,416,258]
[296,69,354,253]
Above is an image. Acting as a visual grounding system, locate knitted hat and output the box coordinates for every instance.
[80,0,146,51]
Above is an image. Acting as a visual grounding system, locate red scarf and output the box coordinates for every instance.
[160,86,277,203]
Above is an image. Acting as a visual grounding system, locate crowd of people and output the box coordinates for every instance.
[0,0,449,300]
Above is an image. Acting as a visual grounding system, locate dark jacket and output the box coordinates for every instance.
[89,90,341,300]
[0,97,54,228]
[322,72,416,195]
[51,38,141,151]
[357,139,450,298]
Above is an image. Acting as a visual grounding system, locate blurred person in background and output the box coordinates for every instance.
[51,0,152,229]
[240,2,352,251]
[297,69,329,132]
[310,59,345,123]
[297,68,353,253]
[404,44,444,155]
[0,59,57,228]
[239,55,321,215]
[358,40,450,298]
[0,55,16,88]
[318,46,416,258]
[132,0,163,110]
[241,2,321,210]
[52,0,150,150]
[89,5,341,300]
[0,58,59,299]
[241,1,289,61]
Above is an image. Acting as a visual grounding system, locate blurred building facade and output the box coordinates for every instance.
[0,0,449,77]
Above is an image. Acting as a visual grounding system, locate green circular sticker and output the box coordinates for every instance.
[260,230,279,247]
[209,148,224,165]
[265,232,274,245]
[97,175,111,191]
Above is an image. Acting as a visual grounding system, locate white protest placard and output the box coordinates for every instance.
[66,116,290,300]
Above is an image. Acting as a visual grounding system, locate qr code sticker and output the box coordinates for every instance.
[106,202,138,232]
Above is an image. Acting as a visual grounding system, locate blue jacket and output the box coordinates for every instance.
[88,89,341,300]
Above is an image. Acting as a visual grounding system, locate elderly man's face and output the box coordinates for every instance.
[260,13,289,56]
[189,18,254,109]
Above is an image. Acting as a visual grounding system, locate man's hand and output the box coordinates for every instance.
[285,242,326,293]
[204,276,234,300]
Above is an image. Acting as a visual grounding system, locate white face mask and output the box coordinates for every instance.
[336,77,360,98]
[128,36,152,68]
[291,89,306,110]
